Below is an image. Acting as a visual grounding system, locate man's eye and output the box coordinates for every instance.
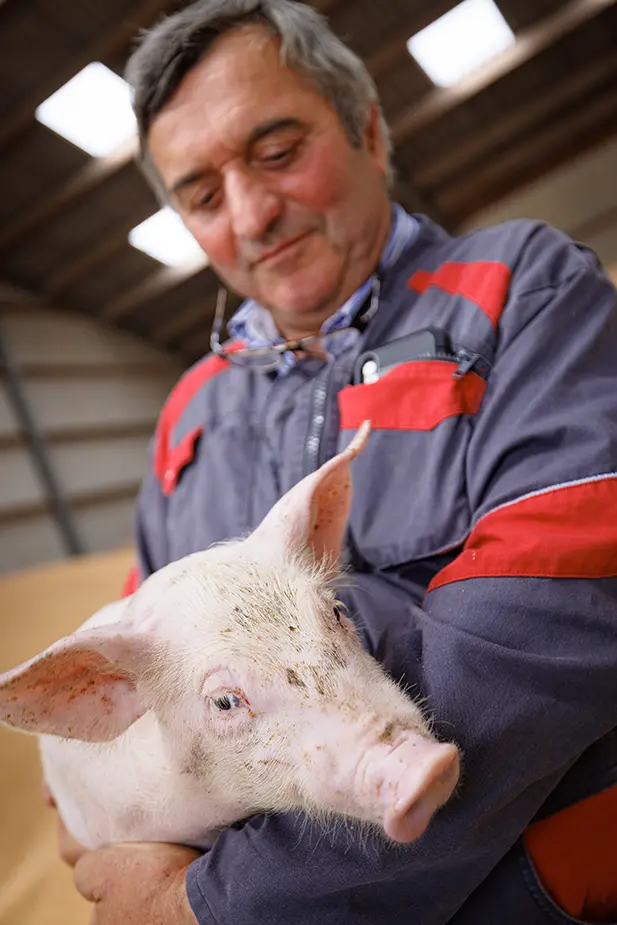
[333,605,343,623]
[196,191,217,208]
[262,146,296,165]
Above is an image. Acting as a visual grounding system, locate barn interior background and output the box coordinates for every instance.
[0,0,616,574]
[0,3,616,924]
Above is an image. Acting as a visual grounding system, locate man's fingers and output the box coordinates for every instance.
[57,816,88,868]
[74,851,106,904]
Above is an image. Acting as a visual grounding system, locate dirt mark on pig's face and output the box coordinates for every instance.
[182,738,211,777]
[309,665,327,697]
[286,668,307,689]
[378,721,396,744]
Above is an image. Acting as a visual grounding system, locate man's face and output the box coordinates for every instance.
[148,26,391,333]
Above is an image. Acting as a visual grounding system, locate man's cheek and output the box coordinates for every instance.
[282,147,353,213]
[186,217,235,271]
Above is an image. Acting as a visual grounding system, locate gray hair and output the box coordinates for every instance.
[125,0,393,200]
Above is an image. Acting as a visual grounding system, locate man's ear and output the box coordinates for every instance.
[364,102,389,177]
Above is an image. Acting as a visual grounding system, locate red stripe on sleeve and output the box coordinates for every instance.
[428,475,617,591]
[338,361,486,431]
[408,261,512,328]
[154,354,231,495]
[122,564,141,597]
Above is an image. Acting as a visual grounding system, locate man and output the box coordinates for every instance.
[60,1,617,922]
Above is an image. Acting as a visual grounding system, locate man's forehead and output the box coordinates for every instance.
[150,27,302,137]
[147,26,324,175]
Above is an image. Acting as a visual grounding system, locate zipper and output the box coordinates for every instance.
[452,347,487,380]
[304,364,332,476]
[303,346,490,476]
[392,347,490,381]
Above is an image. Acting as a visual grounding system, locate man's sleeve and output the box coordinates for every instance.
[186,228,617,925]
[133,438,170,581]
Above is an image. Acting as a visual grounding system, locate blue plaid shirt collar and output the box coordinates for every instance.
[226,204,418,376]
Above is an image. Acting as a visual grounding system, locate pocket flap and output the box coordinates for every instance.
[339,360,486,432]
[161,425,203,496]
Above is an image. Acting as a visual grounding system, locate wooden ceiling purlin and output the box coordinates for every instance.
[101,264,211,322]
[43,225,144,296]
[392,173,451,228]
[0,0,179,156]
[441,83,617,222]
[362,0,461,80]
[150,296,217,347]
[390,0,617,145]
[413,52,617,190]
[569,203,617,243]
[175,325,212,364]
[0,141,138,255]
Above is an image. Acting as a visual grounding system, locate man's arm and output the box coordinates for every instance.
[134,446,170,580]
[184,229,617,925]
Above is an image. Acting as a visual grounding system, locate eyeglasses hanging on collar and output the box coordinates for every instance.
[209,276,382,372]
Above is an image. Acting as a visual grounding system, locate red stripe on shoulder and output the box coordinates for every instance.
[339,361,486,431]
[408,261,512,327]
[154,354,230,495]
[428,475,617,592]
[122,564,141,597]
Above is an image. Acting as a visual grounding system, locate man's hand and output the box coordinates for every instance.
[43,784,200,923]
[43,783,89,867]
[73,842,201,925]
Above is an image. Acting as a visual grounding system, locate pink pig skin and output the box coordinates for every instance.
[0,422,459,849]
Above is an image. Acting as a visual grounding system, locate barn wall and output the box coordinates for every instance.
[462,134,617,275]
[0,300,183,574]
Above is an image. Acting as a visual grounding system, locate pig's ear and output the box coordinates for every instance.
[249,421,371,564]
[0,622,152,742]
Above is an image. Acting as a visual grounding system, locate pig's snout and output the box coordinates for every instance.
[353,734,459,844]
[380,739,460,844]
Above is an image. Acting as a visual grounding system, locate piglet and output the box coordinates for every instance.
[0,422,459,849]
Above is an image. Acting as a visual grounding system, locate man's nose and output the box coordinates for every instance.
[225,171,283,242]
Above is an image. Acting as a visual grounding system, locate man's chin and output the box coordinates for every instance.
[265,274,344,324]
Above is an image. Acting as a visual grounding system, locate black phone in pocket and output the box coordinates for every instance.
[353,327,453,385]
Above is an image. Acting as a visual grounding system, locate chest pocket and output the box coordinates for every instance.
[338,360,487,570]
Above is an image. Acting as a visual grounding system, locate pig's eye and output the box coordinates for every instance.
[333,605,343,623]
[213,692,242,712]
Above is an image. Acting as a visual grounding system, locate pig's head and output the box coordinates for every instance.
[0,422,459,844]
